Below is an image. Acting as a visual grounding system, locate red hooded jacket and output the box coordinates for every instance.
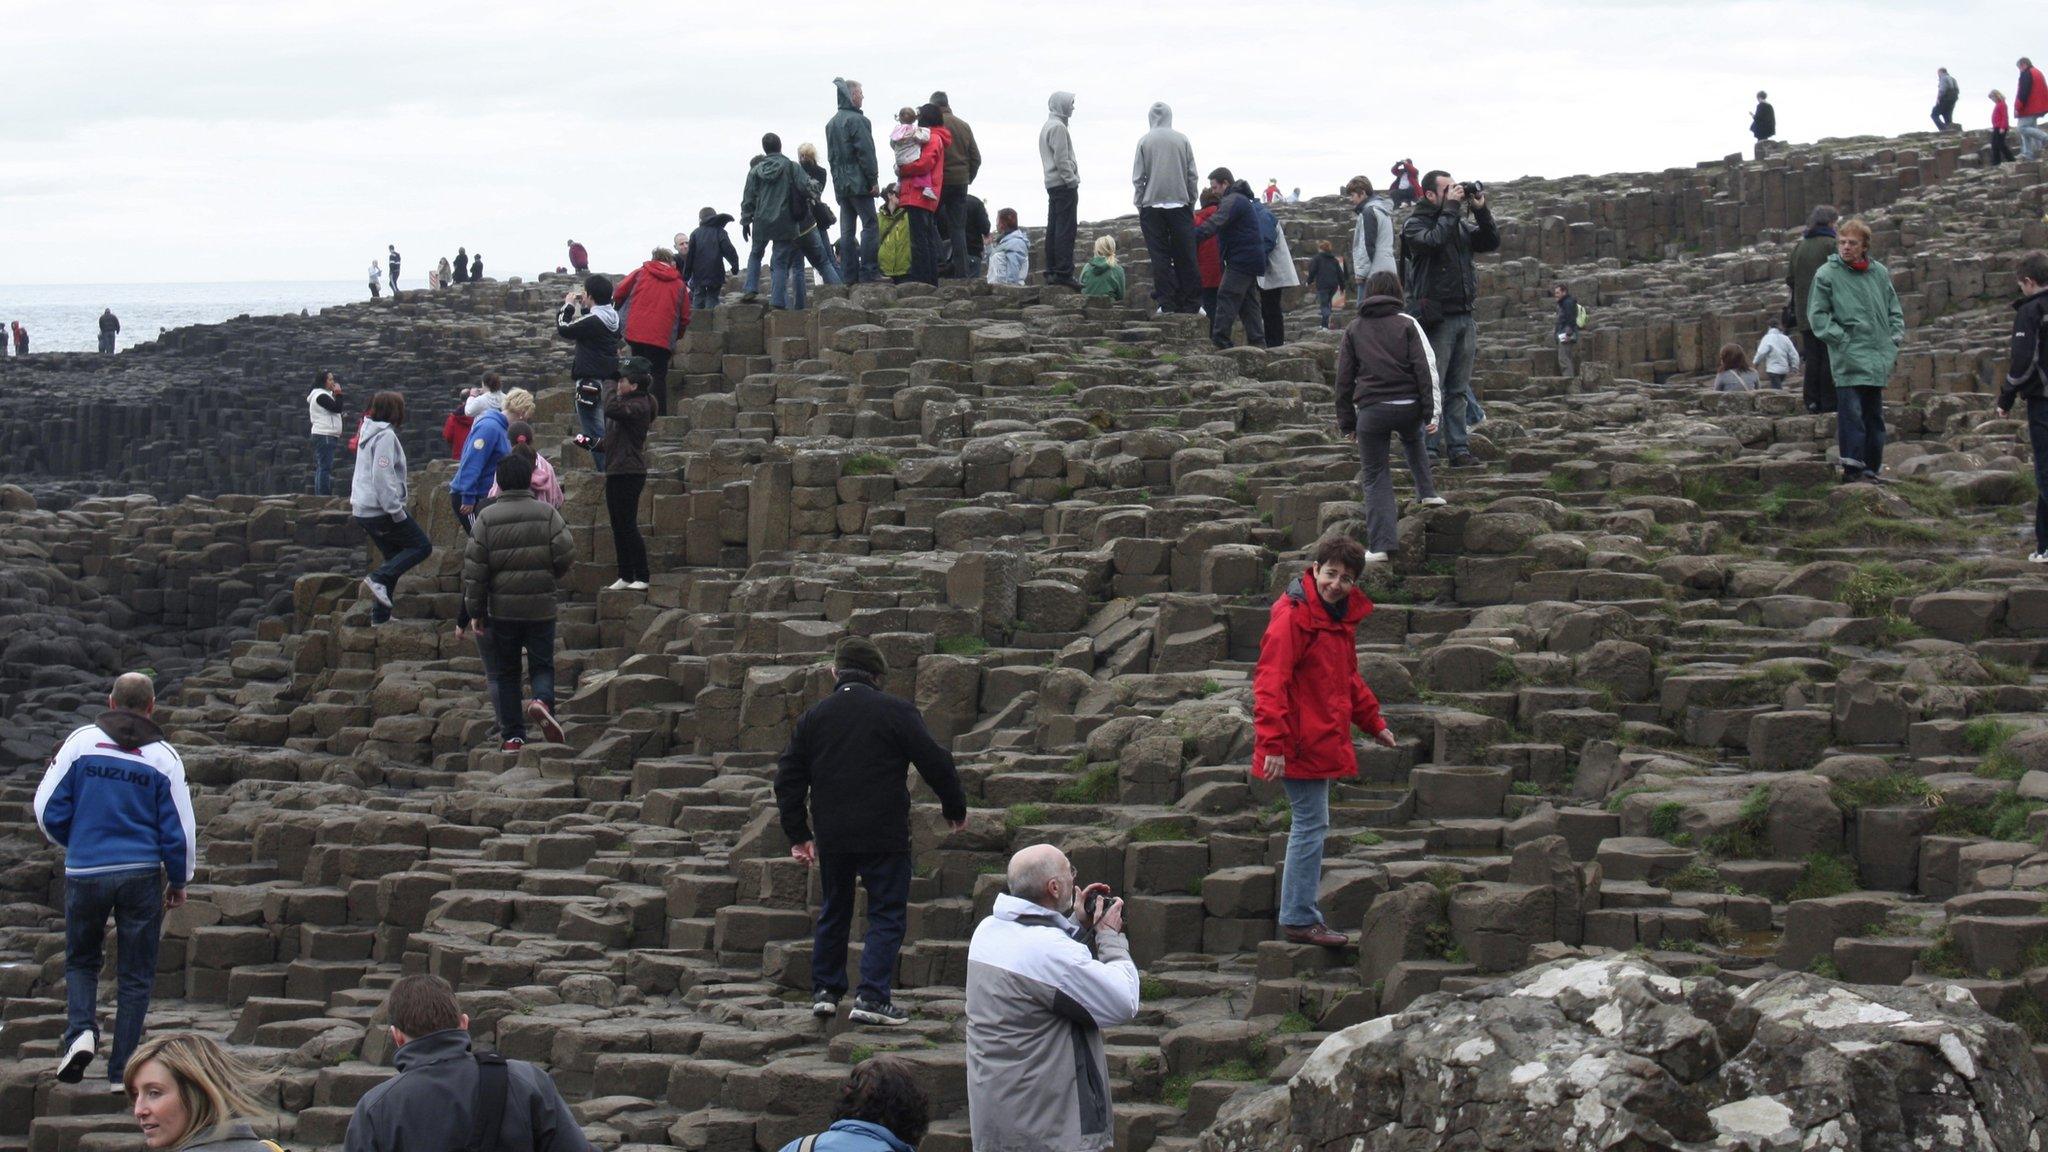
[899,126,952,213]
[1252,570,1387,780]
[1193,204,1223,289]
[2020,67,2048,118]
[441,410,473,459]
[614,259,691,347]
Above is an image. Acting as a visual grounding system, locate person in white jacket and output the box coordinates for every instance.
[1345,175,1397,300]
[1257,208,1300,348]
[349,390,433,624]
[308,370,346,496]
[1754,318,1802,389]
[985,207,1031,287]
[367,260,383,300]
[966,845,1140,1152]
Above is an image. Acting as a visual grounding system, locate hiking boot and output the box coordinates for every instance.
[1448,454,1482,469]
[848,997,908,1026]
[811,992,841,1018]
[740,291,759,304]
[363,576,392,609]
[501,737,524,753]
[525,700,564,744]
[1283,922,1350,948]
[55,1031,94,1083]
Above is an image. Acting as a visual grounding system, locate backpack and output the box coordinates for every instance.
[1253,201,1279,257]
[470,1052,510,1152]
[787,160,813,226]
[1575,303,1589,328]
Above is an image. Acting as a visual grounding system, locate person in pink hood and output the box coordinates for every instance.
[486,393,563,508]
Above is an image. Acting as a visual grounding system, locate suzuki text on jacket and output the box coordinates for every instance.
[36,710,196,885]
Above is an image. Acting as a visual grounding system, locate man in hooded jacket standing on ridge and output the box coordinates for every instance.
[827,79,881,284]
[1040,92,1081,289]
[1132,102,1201,315]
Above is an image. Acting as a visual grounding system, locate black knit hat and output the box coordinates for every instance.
[699,206,716,223]
[835,636,888,678]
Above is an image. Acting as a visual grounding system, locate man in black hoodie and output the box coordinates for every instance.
[557,275,622,471]
[685,207,742,310]
[775,637,968,1027]
[1995,251,2048,564]
[1400,170,1499,467]
[1192,168,1267,349]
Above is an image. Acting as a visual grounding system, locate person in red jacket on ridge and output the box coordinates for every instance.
[896,104,952,287]
[1251,534,1397,949]
[612,247,691,417]
[1192,187,1224,317]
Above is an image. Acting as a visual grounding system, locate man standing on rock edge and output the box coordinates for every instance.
[1995,250,2048,564]
[35,672,195,1090]
[388,245,401,293]
[1251,536,1396,949]
[1040,91,1081,288]
[931,92,981,279]
[1401,169,1499,468]
[1751,92,1776,143]
[2016,58,2048,160]
[965,844,1140,1152]
[1933,67,1960,131]
[775,637,968,1027]
[1192,169,1267,349]
[98,308,119,354]
[827,78,881,285]
[1552,284,1580,377]
[1788,204,1839,415]
[1132,102,1202,315]
[567,240,589,275]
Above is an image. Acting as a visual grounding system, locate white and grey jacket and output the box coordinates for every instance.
[1351,194,1397,282]
[348,419,410,520]
[1040,92,1078,190]
[966,894,1141,1152]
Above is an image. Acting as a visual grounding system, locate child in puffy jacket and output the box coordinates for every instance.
[889,109,936,204]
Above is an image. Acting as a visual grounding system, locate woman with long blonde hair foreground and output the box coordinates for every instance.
[124,1034,275,1152]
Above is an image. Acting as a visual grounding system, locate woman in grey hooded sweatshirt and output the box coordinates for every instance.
[349,390,433,624]
[125,1034,276,1152]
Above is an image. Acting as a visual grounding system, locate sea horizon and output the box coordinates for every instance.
[0,279,378,355]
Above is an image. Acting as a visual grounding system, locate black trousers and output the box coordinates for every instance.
[1799,329,1836,414]
[812,851,911,1004]
[628,340,672,415]
[907,210,941,286]
[939,183,970,278]
[605,473,649,582]
[1932,96,1957,129]
[1260,286,1287,348]
[1045,185,1079,282]
[1138,205,1202,313]
[1993,128,2016,164]
[1212,268,1266,348]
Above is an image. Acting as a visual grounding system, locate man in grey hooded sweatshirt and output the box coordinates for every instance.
[1131,102,1201,315]
[1040,92,1080,288]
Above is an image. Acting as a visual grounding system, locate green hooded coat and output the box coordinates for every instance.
[1078,255,1125,301]
[1807,254,1905,389]
[826,79,878,199]
[740,153,815,245]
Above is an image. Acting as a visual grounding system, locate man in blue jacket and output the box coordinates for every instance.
[1192,167,1267,350]
[34,672,196,1088]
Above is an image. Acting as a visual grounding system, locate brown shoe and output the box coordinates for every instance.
[1284,923,1349,948]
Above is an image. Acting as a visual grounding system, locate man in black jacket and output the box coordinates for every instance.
[1400,170,1500,466]
[1995,251,2048,563]
[97,309,119,353]
[775,637,968,1026]
[685,208,742,310]
[1751,92,1776,142]
[1192,167,1267,350]
[463,454,575,752]
[558,275,622,471]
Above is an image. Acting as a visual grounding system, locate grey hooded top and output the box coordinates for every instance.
[1131,102,1197,209]
[1040,91,1078,190]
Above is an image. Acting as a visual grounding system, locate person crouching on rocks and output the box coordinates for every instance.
[1251,535,1399,948]
[349,390,432,626]
[1337,271,1446,563]
[463,452,574,752]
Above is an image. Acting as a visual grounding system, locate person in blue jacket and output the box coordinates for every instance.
[34,672,196,1090]
[775,1057,930,1152]
[449,401,510,641]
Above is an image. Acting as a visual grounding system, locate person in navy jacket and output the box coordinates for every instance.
[34,672,196,1089]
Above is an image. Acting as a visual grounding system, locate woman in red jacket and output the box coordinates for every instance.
[1252,535,1397,948]
[1192,188,1223,317]
[897,104,952,287]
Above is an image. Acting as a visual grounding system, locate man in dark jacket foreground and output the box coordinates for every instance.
[463,454,575,752]
[1995,251,2048,562]
[344,974,591,1152]
[775,637,968,1026]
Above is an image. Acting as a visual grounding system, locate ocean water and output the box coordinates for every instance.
[0,281,370,354]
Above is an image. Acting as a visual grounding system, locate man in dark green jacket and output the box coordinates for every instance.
[464,454,575,751]
[826,79,880,284]
[1787,204,1839,414]
[739,134,817,302]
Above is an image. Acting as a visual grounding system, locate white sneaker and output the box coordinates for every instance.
[108,1081,126,1095]
[56,1030,94,1083]
[1362,551,1390,564]
[1418,496,1448,507]
[625,581,649,591]
[2030,552,2048,565]
[605,579,631,591]
[362,576,392,609]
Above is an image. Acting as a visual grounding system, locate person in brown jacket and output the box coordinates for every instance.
[578,357,657,591]
[931,91,981,278]
[1336,271,1446,561]
[463,453,575,752]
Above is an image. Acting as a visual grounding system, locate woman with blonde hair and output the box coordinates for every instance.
[125,1033,274,1152]
[1079,235,1126,301]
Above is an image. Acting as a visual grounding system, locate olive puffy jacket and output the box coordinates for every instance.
[462,493,574,623]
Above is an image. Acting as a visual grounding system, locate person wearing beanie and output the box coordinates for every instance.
[773,635,969,1028]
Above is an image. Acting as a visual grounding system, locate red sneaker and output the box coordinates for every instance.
[501,737,524,753]
[525,700,564,744]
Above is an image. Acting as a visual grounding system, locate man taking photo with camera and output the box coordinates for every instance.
[966,844,1140,1152]
[1401,170,1500,468]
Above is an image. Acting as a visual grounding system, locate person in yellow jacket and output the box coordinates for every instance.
[876,186,911,282]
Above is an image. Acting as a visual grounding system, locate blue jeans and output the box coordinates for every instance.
[312,434,338,495]
[742,232,771,295]
[356,513,433,624]
[1836,384,1886,476]
[692,283,722,311]
[65,869,164,1084]
[2020,115,2048,160]
[487,617,556,740]
[1316,288,1336,328]
[813,851,911,1004]
[576,390,607,473]
[838,195,880,283]
[773,230,843,309]
[1425,313,1477,458]
[1279,779,1331,929]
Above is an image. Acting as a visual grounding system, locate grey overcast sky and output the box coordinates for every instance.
[2,0,2028,284]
